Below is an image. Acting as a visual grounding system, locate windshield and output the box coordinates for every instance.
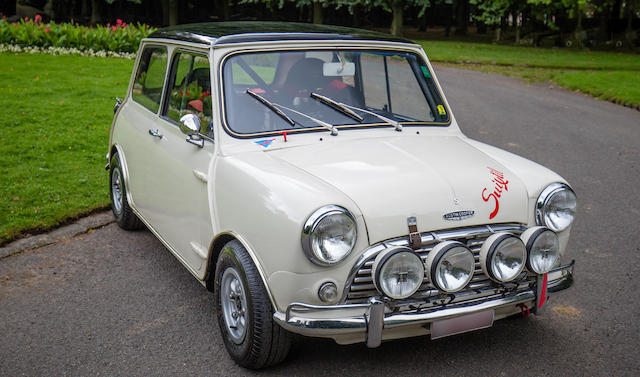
[222,49,449,136]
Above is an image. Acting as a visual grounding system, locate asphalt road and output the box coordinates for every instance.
[2,66,639,376]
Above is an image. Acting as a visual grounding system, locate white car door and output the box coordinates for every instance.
[122,46,215,278]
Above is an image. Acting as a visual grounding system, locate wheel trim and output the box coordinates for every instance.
[111,166,123,215]
[221,267,248,344]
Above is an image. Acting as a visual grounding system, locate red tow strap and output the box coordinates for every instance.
[517,303,530,317]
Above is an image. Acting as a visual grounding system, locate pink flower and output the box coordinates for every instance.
[45,26,50,33]
[25,17,29,22]
[106,22,110,27]
[2,15,6,19]
[35,14,42,24]
[116,18,122,26]
[111,25,117,31]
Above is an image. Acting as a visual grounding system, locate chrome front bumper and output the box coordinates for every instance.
[273,261,574,347]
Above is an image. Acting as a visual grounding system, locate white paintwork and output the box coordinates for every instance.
[110,37,574,319]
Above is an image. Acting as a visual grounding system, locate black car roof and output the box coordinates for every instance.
[148,21,414,46]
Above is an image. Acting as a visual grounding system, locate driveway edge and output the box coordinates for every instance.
[0,211,115,260]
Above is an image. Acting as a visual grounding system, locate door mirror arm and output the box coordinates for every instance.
[179,114,204,148]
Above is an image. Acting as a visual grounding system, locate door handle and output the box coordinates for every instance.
[148,129,163,139]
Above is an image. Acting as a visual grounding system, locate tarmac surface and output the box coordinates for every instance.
[1,65,639,376]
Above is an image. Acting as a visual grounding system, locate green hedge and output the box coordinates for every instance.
[0,16,155,53]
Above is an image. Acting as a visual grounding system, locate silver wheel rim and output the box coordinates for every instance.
[221,267,248,344]
[111,166,123,215]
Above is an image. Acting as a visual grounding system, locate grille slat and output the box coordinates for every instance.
[345,223,525,304]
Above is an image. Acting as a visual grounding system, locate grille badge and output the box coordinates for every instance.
[443,210,475,221]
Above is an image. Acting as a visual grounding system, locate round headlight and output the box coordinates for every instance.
[480,233,526,283]
[426,241,475,293]
[536,183,577,232]
[521,226,560,274]
[301,205,357,266]
[372,247,424,299]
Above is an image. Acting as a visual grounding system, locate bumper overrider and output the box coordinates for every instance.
[273,260,574,347]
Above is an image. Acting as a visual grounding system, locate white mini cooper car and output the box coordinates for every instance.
[107,22,576,369]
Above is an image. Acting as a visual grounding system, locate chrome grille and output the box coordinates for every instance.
[343,223,530,305]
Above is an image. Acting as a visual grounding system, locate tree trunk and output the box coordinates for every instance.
[454,0,469,36]
[418,8,427,32]
[221,0,230,21]
[390,0,404,36]
[312,0,323,24]
[596,3,610,45]
[90,0,101,24]
[161,0,169,25]
[0,0,16,17]
[515,12,520,44]
[169,0,178,25]
[575,0,583,31]
[626,0,635,32]
[80,0,89,22]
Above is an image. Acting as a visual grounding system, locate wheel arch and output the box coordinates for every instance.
[205,232,278,310]
[109,144,136,209]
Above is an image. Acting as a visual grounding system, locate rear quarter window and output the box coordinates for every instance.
[132,46,168,113]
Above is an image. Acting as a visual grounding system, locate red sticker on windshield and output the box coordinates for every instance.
[482,167,509,219]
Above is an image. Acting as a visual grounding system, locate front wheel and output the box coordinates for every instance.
[214,240,291,369]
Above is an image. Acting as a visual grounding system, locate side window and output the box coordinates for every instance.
[132,46,168,113]
[166,52,212,136]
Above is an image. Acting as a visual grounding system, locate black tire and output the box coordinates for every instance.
[109,152,144,230]
[214,240,291,369]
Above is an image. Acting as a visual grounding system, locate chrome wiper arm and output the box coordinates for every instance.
[275,103,338,136]
[342,103,402,132]
[246,90,295,127]
[310,92,364,122]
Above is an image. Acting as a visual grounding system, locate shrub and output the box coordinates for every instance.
[0,16,155,53]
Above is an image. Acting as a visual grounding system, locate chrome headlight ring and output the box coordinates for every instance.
[301,205,357,266]
[536,182,577,232]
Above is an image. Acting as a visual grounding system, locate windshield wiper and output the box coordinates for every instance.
[309,93,402,132]
[246,90,295,127]
[310,92,363,122]
[275,103,338,136]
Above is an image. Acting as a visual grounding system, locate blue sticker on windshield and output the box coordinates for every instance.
[255,138,276,148]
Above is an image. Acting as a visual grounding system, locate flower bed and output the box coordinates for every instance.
[0,16,155,54]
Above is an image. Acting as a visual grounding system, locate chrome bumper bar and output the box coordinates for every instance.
[274,261,574,347]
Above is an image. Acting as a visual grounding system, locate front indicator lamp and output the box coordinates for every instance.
[480,233,526,283]
[425,241,475,293]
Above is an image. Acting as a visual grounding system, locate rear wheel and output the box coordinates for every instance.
[109,152,144,230]
[214,240,291,369]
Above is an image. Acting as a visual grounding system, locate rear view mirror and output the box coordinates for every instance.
[323,62,355,76]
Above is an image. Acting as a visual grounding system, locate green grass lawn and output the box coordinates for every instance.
[0,53,133,244]
[418,40,640,106]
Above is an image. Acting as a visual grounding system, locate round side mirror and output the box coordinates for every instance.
[179,114,201,136]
